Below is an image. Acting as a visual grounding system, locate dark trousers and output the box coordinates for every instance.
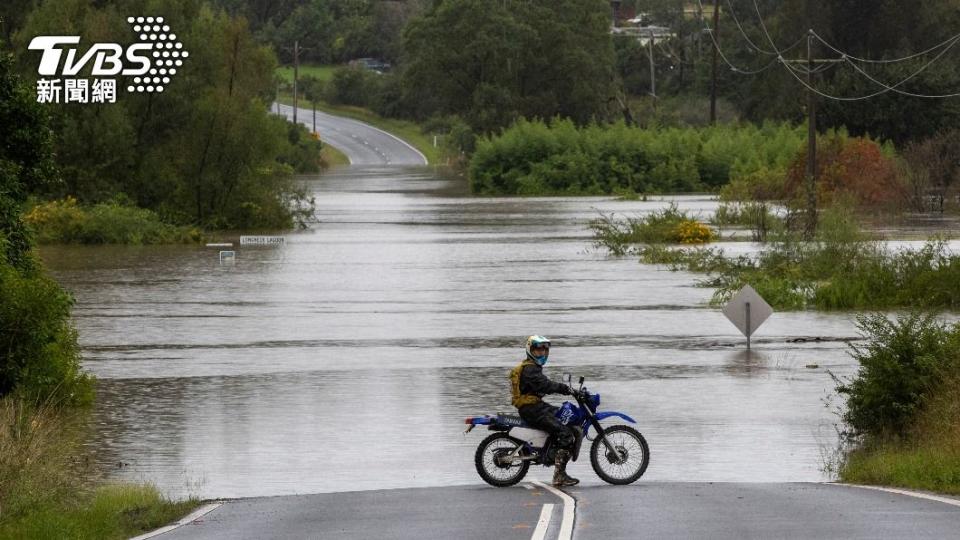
[518,402,575,449]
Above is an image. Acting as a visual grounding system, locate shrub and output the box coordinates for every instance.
[902,128,960,213]
[24,198,201,245]
[784,133,905,210]
[470,119,806,196]
[590,203,716,254]
[835,313,960,441]
[597,200,960,311]
[676,220,715,244]
[0,246,92,403]
[325,66,381,107]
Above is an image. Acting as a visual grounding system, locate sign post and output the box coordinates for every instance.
[722,285,773,349]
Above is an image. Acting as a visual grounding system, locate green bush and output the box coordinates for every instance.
[596,201,960,311]
[24,198,201,245]
[325,66,381,107]
[470,119,806,195]
[590,204,715,254]
[836,314,960,440]
[0,244,92,404]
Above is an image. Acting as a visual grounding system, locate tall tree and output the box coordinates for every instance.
[0,39,56,269]
[402,0,618,133]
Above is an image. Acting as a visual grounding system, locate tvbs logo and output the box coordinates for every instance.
[28,16,188,104]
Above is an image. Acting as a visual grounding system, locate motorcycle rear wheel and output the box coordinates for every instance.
[590,424,649,485]
[475,432,530,487]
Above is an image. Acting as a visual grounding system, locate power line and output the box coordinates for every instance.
[776,35,960,101]
[695,0,804,75]
[841,49,960,99]
[811,29,960,65]
[750,0,960,101]
[724,0,778,56]
[784,58,842,75]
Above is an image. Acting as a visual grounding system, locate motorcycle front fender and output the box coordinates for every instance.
[595,411,636,424]
[583,411,637,438]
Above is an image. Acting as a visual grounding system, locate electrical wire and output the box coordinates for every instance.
[751,0,960,101]
[694,0,803,75]
[841,47,960,98]
[724,0,778,55]
[784,59,842,75]
[811,29,960,65]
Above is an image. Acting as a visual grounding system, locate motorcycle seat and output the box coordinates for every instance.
[495,413,528,427]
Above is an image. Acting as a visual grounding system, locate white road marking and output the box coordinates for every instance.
[531,481,574,540]
[129,502,223,540]
[835,483,960,508]
[530,503,555,540]
[523,483,535,490]
[272,102,420,166]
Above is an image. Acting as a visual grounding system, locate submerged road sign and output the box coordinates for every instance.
[722,285,773,349]
[240,235,284,245]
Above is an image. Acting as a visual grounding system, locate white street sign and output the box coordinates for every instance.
[722,285,773,348]
[240,235,284,245]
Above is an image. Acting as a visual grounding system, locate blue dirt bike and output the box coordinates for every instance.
[464,376,650,487]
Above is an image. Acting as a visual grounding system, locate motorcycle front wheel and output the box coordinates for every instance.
[475,432,530,487]
[589,424,650,485]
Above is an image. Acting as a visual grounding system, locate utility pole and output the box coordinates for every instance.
[781,30,843,238]
[805,31,817,238]
[648,28,656,106]
[293,40,300,125]
[709,0,720,124]
[281,40,311,126]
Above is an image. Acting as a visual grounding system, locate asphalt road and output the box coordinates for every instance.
[273,103,427,166]
[154,482,960,540]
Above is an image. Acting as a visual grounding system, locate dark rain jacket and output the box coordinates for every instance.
[510,359,569,408]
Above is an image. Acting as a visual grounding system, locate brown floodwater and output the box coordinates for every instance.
[40,166,895,498]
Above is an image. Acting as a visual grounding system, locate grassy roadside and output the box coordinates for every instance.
[833,316,960,495]
[840,401,960,496]
[320,143,351,167]
[841,444,960,495]
[0,397,201,539]
[275,93,444,165]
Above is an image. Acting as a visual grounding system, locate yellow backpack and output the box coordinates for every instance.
[509,359,541,408]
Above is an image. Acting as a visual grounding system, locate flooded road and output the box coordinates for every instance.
[42,166,865,499]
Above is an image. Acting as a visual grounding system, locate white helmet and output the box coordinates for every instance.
[525,335,551,365]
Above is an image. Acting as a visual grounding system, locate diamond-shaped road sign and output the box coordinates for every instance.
[722,285,773,347]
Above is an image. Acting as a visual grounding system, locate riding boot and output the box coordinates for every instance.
[552,449,579,487]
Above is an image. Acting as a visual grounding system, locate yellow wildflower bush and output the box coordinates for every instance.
[23,197,87,243]
[675,219,715,244]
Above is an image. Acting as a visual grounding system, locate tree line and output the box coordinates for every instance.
[7,0,321,231]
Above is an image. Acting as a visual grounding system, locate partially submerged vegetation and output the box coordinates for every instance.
[590,204,717,256]
[24,198,203,245]
[0,397,200,539]
[595,205,960,311]
[470,119,806,196]
[833,314,960,494]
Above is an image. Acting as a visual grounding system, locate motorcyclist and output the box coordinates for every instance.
[509,335,580,487]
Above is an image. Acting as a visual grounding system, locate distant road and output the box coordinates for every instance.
[274,103,427,166]
[153,482,960,540]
